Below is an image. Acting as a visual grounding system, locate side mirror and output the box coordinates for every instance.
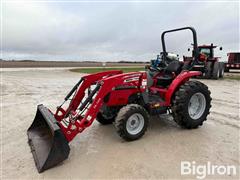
[219,47,223,50]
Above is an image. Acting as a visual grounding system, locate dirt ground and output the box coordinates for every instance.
[1,68,239,179]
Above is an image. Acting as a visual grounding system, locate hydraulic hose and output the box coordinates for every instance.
[79,83,101,111]
[64,78,83,101]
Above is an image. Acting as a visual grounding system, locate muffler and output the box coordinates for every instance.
[27,104,70,173]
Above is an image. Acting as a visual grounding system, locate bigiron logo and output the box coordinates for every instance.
[181,161,237,179]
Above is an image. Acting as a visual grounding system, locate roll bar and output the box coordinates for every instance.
[161,27,199,64]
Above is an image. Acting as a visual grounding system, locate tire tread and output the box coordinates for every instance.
[114,104,149,141]
[172,81,211,128]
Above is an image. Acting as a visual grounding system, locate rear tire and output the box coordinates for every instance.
[96,113,115,125]
[219,62,225,78]
[114,104,149,141]
[172,81,211,129]
[212,62,220,79]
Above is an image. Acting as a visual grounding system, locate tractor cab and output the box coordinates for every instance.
[198,45,213,58]
[187,43,222,60]
[197,44,222,59]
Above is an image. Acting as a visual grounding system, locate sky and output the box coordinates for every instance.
[1,0,239,61]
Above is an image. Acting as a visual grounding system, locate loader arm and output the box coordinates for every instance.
[55,70,122,121]
[58,72,145,142]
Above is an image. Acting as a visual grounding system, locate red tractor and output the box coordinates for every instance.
[224,52,240,72]
[27,27,212,173]
[184,44,224,79]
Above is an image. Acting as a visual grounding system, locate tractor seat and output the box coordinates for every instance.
[165,60,183,74]
[157,74,173,81]
[156,74,173,87]
[156,61,182,87]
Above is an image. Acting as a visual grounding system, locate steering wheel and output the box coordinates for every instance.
[149,65,163,72]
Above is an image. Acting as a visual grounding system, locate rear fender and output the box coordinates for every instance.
[165,71,201,105]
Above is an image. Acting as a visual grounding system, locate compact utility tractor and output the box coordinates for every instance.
[183,44,224,79]
[27,27,212,173]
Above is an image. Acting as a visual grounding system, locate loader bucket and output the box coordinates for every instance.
[27,104,70,173]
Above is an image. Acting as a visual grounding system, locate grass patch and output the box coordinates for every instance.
[70,67,240,80]
[224,76,240,80]
[70,67,145,74]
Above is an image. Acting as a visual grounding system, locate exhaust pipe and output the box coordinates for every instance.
[27,104,70,173]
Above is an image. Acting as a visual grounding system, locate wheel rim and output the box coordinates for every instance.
[126,113,144,135]
[188,92,206,120]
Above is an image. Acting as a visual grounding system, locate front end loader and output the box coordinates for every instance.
[27,27,212,173]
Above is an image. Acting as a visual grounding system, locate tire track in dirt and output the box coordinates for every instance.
[212,98,239,108]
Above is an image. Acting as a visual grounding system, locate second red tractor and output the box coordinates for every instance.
[183,44,224,79]
[184,44,225,79]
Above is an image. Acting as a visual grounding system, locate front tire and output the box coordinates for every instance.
[205,61,212,79]
[172,81,211,129]
[114,104,149,141]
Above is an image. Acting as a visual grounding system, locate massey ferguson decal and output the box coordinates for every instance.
[124,77,140,83]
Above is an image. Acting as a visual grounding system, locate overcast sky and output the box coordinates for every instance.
[2,0,239,61]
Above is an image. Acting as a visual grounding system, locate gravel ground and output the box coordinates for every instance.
[1,68,239,179]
